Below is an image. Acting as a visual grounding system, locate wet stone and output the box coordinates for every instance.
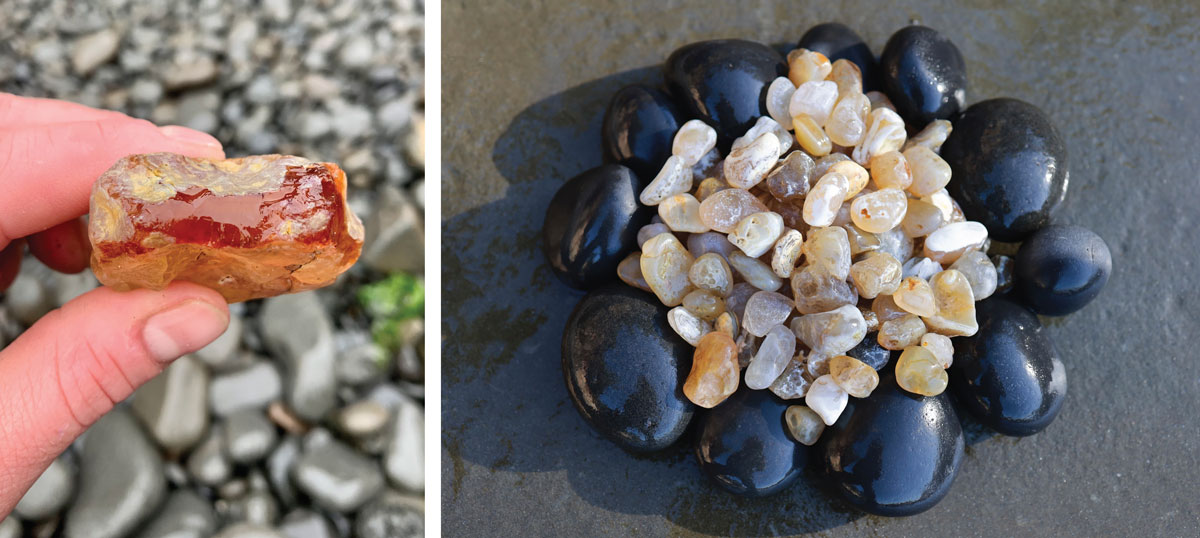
[766,151,814,202]
[186,429,231,487]
[879,25,967,125]
[209,360,283,416]
[602,85,683,181]
[640,232,695,306]
[664,39,787,146]
[797,22,882,92]
[1015,225,1111,315]
[805,374,849,425]
[784,405,826,445]
[15,454,74,521]
[684,332,741,408]
[744,324,797,390]
[355,493,424,538]
[292,437,384,513]
[846,332,891,370]
[769,356,812,399]
[64,409,166,538]
[895,346,948,396]
[132,354,210,452]
[695,389,808,497]
[224,409,279,464]
[134,490,218,538]
[950,249,998,301]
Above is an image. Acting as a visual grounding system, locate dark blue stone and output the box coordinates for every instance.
[797,22,882,92]
[561,284,695,452]
[846,332,890,371]
[541,164,654,289]
[694,388,807,497]
[879,25,967,126]
[950,295,1067,436]
[1015,225,1111,316]
[601,85,684,184]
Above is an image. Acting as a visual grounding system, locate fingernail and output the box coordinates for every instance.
[158,125,223,149]
[142,299,229,363]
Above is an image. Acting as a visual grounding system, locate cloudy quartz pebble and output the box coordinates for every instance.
[826,92,871,147]
[729,212,784,258]
[682,289,726,321]
[902,256,943,281]
[672,119,718,166]
[849,251,902,299]
[684,332,740,408]
[805,374,849,425]
[658,194,708,233]
[640,233,694,306]
[924,269,978,337]
[791,304,867,355]
[723,133,780,189]
[852,107,906,165]
[637,223,672,248]
[616,253,651,292]
[893,276,938,317]
[639,155,691,205]
[745,324,797,390]
[787,48,832,86]
[924,221,988,264]
[727,251,783,292]
[850,188,908,233]
[829,355,879,398]
[668,306,711,346]
[903,119,953,153]
[742,290,794,337]
[789,80,839,126]
[904,146,953,196]
[950,250,999,300]
[900,198,945,237]
[770,357,812,399]
[687,231,737,260]
[688,253,733,296]
[733,117,791,158]
[771,229,804,278]
[895,346,949,396]
[791,113,832,157]
[698,188,770,233]
[920,332,954,369]
[804,226,852,280]
[803,173,849,227]
[877,314,927,350]
[715,312,738,339]
[766,77,798,127]
[766,151,814,202]
[785,405,826,445]
[791,264,858,315]
[869,151,912,190]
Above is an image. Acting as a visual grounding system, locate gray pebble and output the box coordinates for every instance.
[336,400,391,440]
[297,111,332,140]
[0,517,20,538]
[14,454,74,521]
[361,186,424,274]
[376,97,413,133]
[383,392,424,491]
[212,523,285,538]
[260,292,337,421]
[278,509,336,538]
[354,491,424,538]
[176,91,221,134]
[332,104,372,140]
[291,438,383,513]
[128,79,163,104]
[266,436,301,507]
[244,74,276,104]
[71,28,121,75]
[209,360,282,416]
[223,409,278,464]
[338,35,373,68]
[335,339,387,386]
[5,271,53,326]
[132,354,210,452]
[186,429,231,487]
[134,489,217,538]
[162,53,218,90]
[194,314,244,369]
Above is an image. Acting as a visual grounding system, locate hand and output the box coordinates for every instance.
[0,94,233,514]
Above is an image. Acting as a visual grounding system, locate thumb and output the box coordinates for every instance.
[0,282,229,513]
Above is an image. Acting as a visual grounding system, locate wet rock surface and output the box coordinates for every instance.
[602,85,685,182]
[878,25,967,126]
[694,389,808,497]
[1014,225,1111,316]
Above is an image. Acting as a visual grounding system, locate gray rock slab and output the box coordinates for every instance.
[260,292,337,421]
[209,360,283,416]
[290,437,383,513]
[63,409,165,538]
[0,517,19,538]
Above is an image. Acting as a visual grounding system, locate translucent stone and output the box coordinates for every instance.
[865,90,896,112]
[636,223,671,249]
[922,188,956,222]
[724,282,759,320]
[770,356,812,399]
[849,251,902,299]
[771,229,804,279]
[671,119,718,167]
[658,193,709,233]
[688,252,734,296]
[992,254,1015,294]
[687,231,736,261]
[875,226,914,263]
[668,306,712,346]
[950,250,998,301]
[692,147,723,182]
[698,187,770,233]
[785,405,825,445]
[616,252,652,292]
[683,288,726,321]
[843,223,881,256]
[920,333,954,369]
[733,116,792,159]
[903,119,953,154]
[791,113,832,157]
[640,233,695,307]
[829,355,879,398]
[791,264,857,315]
[900,198,944,237]
[787,48,831,87]
[684,332,740,408]
[924,269,979,337]
[868,151,912,191]
[830,59,863,95]
[790,304,867,355]
[724,133,780,190]
[639,155,692,205]
[729,212,784,258]
[813,153,850,179]
[893,276,938,317]
[767,197,806,232]
[803,226,851,280]
[766,77,798,127]
[852,107,906,166]
[694,177,728,202]
[877,314,927,350]
[861,308,880,332]
[743,290,794,337]
[789,80,839,127]
[805,374,848,425]
[895,346,948,397]
[923,221,988,264]
[825,92,870,147]
[904,146,952,197]
[849,188,907,234]
[902,257,943,281]
[745,324,797,390]
[872,293,908,323]
[766,151,814,202]
[715,312,738,339]
[735,331,761,370]
[728,251,783,292]
[829,160,870,197]
[802,172,848,227]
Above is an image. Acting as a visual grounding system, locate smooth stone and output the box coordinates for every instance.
[602,85,684,183]
[846,331,891,371]
[361,185,424,274]
[223,409,279,464]
[266,436,302,507]
[334,331,388,386]
[694,389,808,497]
[64,409,166,538]
[951,296,1067,436]
[879,25,967,126]
[542,164,653,289]
[664,39,787,147]
[942,98,1068,242]
[562,284,695,452]
[209,360,283,416]
[0,518,18,538]
[15,454,74,520]
[383,392,425,491]
[279,509,337,538]
[212,523,285,538]
[820,371,964,516]
[1015,225,1111,316]
[132,354,210,452]
[194,314,244,370]
[797,22,881,92]
[5,271,53,325]
[222,485,279,527]
[134,489,218,538]
[291,438,384,513]
[186,429,232,487]
[260,292,337,421]
[354,491,424,538]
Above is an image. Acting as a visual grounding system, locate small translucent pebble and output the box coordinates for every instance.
[683,288,726,321]
[728,251,783,292]
[992,254,1015,294]
[791,113,832,157]
[688,252,734,296]
[694,177,728,202]
[950,250,998,301]
[767,197,806,231]
[852,107,906,166]
[724,282,758,320]
[902,257,943,281]
[869,151,912,191]
[843,223,880,256]
[789,80,839,127]
[672,119,718,167]
[790,304,867,355]
[805,374,848,425]
[829,355,879,398]
[802,172,848,227]
[684,332,740,408]
[920,333,954,369]
[791,264,858,314]
[829,160,870,197]
[733,116,791,158]
[729,212,784,258]
[877,314,927,350]
[825,92,871,147]
[875,226,914,263]
[904,146,952,197]
[922,188,956,222]
[745,324,798,390]
[640,233,695,307]
[766,151,814,202]
[637,223,671,248]
[735,332,760,370]
[698,188,770,233]
[616,252,652,292]
[924,269,978,337]
[785,405,825,445]
[850,188,908,233]
[770,356,813,399]
[895,346,948,397]
[658,193,709,233]
[668,306,712,346]
[861,308,880,332]
[849,251,902,299]
[923,221,988,264]
[715,311,738,339]
[813,153,850,179]
[742,290,794,337]
[687,231,736,261]
[900,198,945,237]
[865,90,896,112]
[871,293,908,324]
[724,133,780,190]
[830,59,863,95]
[787,48,832,87]
[893,276,938,317]
[903,119,953,154]
[639,155,692,205]
[766,77,798,127]
[771,229,804,279]
[803,226,851,280]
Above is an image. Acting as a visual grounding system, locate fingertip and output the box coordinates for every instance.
[157,125,226,159]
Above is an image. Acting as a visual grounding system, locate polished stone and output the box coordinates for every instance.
[878,25,967,126]
[1015,225,1111,316]
[694,389,808,497]
[602,85,685,182]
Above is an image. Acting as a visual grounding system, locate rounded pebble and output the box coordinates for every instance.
[695,389,808,497]
[1014,225,1111,315]
[878,25,967,125]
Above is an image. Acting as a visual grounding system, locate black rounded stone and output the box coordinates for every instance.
[663,39,787,148]
[601,85,684,184]
[542,164,654,289]
[694,388,808,497]
[950,295,1067,436]
[1015,225,1111,316]
[942,98,1069,242]
[797,22,882,92]
[879,25,967,126]
[846,332,890,371]
[820,372,964,517]
[561,284,695,452]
